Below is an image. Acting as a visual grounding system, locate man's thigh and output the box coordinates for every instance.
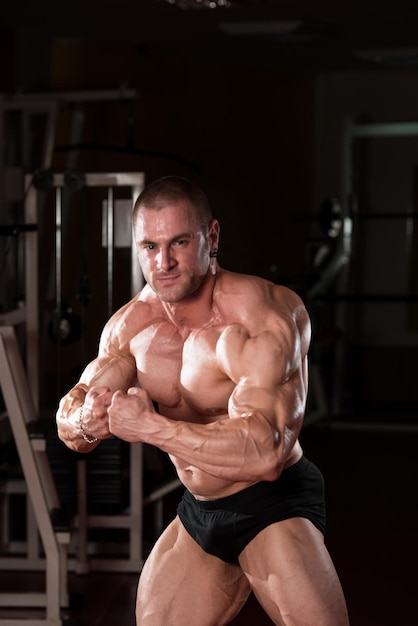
[238,517,349,626]
[136,517,251,626]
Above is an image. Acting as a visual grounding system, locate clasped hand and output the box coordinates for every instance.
[83,385,157,443]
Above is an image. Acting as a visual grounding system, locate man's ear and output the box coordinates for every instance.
[209,218,220,251]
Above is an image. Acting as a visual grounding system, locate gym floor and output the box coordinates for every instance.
[0,408,416,626]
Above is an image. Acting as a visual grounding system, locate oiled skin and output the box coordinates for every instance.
[56,194,349,626]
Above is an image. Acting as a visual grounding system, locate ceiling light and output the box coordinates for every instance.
[166,0,237,8]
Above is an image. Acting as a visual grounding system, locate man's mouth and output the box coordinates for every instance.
[156,274,180,284]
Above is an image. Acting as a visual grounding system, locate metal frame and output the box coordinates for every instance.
[331,119,418,430]
[24,172,145,412]
[2,170,181,582]
[0,326,69,626]
[26,172,147,572]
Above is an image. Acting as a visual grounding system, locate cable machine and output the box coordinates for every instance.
[0,171,180,625]
[25,171,154,572]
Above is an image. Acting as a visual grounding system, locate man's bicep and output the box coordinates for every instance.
[228,327,306,427]
[241,325,301,386]
[217,323,296,383]
[228,369,306,463]
[79,353,137,391]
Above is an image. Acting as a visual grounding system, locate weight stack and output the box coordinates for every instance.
[47,431,129,516]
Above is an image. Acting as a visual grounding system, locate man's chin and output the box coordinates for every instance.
[154,284,199,304]
[153,287,185,303]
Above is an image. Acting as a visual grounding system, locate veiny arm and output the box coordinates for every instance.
[56,311,137,453]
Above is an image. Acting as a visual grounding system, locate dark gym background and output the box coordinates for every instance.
[0,2,417,625]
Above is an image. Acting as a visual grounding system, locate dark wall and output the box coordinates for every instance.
[1,31,317,408]
[0,29,14,92]
[48,37,315,279]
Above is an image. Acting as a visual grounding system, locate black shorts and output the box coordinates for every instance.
[177,456,326,564]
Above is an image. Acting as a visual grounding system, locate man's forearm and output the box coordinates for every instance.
[148,412,282,483]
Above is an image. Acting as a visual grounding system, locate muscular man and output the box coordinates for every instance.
[56,176,349,626]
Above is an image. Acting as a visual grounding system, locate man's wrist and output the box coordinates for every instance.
[78,404,99,444]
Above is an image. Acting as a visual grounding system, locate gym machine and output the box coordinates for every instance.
[307,119,418,432]
[0,170,182,625]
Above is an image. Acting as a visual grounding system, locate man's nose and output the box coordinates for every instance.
[157,247,175,270]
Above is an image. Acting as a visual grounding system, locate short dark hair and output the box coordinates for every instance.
[133,176,213,231]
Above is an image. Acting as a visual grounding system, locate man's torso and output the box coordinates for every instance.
[119,275,305,498]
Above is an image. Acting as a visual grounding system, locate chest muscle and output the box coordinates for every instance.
[131,321,232,417]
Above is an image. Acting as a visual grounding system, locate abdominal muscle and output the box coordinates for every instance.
[170,454,257,500]
[161,403,257,499]
[163,411,252,499]
[168,440,303,501]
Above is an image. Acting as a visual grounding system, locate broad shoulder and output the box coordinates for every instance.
[215,271,310,382]
[215,269,309,333]
[98,285,164,354]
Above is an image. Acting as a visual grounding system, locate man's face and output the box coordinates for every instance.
[133,200,216,303]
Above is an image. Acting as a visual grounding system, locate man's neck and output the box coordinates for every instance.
[161,269,220,330]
